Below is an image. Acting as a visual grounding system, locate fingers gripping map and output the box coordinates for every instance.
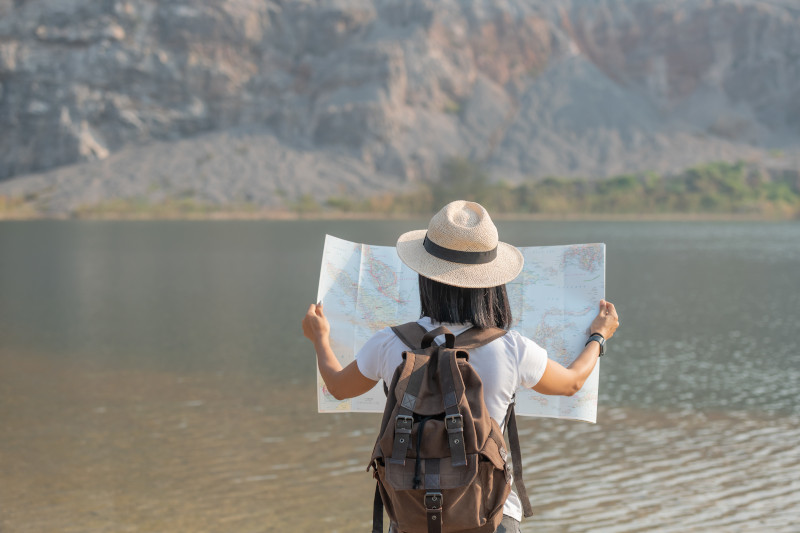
[316,235,605,423]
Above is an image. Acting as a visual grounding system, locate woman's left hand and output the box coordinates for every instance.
[302,303,330,346]
[589,299,619,340]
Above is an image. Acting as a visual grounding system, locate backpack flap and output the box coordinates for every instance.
[391,348,467,418]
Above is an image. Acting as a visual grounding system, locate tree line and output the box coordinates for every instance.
[319,158,800,218]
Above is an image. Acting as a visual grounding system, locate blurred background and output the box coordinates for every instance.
[0,1,799,532]
[1,0,800,218]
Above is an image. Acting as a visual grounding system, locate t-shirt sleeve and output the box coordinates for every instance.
[509,331,549,388]
[355,327,395,382]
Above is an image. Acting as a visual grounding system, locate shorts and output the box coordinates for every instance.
[388,515,521,533]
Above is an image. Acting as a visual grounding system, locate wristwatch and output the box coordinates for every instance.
[586,333,606,357]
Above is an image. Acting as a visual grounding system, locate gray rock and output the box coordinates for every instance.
[0,0,799,213]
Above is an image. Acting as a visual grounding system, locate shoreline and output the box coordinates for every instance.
[0,210,794,222]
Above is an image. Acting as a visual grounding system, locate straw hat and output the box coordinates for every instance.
[396,200,523,288]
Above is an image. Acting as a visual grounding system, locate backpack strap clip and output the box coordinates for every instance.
[389,414,413,465]
[424,491,442,509]
[424,491,443,533]
[389,352,427,466]
[439,350,468,467]
[444,413,463,431]
[444,409,467,467]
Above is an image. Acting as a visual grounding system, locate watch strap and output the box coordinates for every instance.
[586,333,605,356]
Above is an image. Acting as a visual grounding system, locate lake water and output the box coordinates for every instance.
[0,220,798,532]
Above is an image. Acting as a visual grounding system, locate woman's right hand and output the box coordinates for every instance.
[589,299,619,340]
[303,302,331,347]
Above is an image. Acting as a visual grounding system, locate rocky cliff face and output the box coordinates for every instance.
[1,0,799,212]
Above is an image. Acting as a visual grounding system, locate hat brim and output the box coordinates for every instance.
[396,229,524,289]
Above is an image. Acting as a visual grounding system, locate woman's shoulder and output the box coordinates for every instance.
[356,326,404,363]
[495,328,524,344]
[502,328,525,341]
[366,326,401,345]
[497,328,547,355]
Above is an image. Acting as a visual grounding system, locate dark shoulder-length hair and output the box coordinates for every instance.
[418,275,512,329]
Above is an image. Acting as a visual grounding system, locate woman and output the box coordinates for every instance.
[303,200,620,532]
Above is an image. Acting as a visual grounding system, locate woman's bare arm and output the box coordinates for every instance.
[533,300,620,396]
[302,303,378,400]
[304,298,619,400]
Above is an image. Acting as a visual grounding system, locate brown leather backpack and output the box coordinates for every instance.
[368,322,533,533]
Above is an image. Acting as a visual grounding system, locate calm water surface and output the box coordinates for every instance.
[0,220,798,532]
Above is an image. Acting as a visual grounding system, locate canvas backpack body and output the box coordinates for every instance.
[368,322,533,533]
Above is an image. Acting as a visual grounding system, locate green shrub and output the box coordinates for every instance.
[312,157,800,219]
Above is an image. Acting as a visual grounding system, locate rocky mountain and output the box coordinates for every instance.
[1,0,799,214]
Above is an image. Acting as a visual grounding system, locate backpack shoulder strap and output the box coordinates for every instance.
[454,326,507,350]
[383,322,428,398]
[504,400,534,518]
[390,321,428,350]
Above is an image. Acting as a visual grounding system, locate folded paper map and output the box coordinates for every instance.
[316,235,605,422]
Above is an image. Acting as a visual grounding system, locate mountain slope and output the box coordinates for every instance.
[1,0,798,212]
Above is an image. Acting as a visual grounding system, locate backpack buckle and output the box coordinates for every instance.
[390,415,414,466]
[395,414,413,433]
[424,492,443,510]
[445,414,463,431]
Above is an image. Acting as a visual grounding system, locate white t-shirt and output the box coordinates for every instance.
[355,316,549,522]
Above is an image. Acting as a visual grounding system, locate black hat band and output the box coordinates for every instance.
[423,234,498,265]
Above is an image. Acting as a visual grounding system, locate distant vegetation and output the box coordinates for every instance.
[1,158,798,219]
[0,195,262,219]
[323,158,800,219]
[70,197,260,218]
